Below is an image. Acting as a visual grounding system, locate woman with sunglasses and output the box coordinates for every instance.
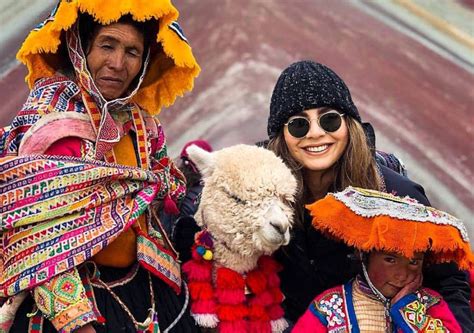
[266,60,473,330]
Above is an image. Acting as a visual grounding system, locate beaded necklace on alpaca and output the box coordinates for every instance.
[183,230,288,333]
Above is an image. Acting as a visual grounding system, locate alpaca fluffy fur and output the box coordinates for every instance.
[187,144,297,274]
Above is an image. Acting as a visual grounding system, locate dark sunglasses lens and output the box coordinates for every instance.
[319,113,342,132]
[288,118,310,138]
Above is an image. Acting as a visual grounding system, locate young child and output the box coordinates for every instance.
[293,187,473,333]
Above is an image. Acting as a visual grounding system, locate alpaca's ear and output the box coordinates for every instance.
[186,145,216,178]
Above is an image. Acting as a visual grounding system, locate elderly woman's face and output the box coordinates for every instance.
[86,22,144,100]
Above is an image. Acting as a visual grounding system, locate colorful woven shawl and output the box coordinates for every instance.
[0,155,162,297]
[0,0,198,298]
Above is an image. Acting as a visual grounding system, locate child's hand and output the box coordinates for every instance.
[391,274,423,305]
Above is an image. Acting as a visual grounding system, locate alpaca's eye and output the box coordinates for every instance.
[222,188,247,205]
[280,195,293,207]
[230,194,246,205]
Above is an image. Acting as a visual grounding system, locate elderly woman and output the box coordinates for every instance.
[0,1,200,333]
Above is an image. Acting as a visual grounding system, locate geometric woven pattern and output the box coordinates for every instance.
[0,72,187,300]
[311,285,351,331]
[402,300,427,329]
[136,229,181,293]
[303,281,453,332]
[0,155,160,297]
[34,268,86,319]
[33,266,98,332]
[0,77,83,158]
[398,290,446,332]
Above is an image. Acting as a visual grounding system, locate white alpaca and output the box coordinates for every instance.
[183,144,297,333]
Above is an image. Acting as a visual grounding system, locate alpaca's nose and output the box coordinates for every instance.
[270,221,287,235]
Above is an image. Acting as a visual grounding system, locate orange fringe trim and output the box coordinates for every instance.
[306,197,474,270]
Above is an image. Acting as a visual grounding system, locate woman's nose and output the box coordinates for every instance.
[107,50,125,70]
[305,119,326,138]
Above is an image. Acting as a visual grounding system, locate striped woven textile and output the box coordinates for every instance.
[0,155,162,298]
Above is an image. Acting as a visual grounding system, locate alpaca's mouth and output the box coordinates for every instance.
[260,229,289,249]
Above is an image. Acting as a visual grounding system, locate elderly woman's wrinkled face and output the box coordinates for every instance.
[86,22,144,100]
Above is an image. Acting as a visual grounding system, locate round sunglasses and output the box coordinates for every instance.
[284,111,344,138]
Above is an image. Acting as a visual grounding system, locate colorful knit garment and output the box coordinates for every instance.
[0,155,161,298]
[292,280,462,332]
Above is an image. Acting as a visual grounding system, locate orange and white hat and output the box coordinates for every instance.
[307,186,473,270]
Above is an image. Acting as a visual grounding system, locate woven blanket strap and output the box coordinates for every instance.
[149,208,179,257]
[80,88,117,163]
[135,227,182,295]
[27,311,44,333]
[79,265,106,325]
[130,105,150,170]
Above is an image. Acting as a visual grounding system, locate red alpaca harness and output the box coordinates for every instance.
[182,230,286,333]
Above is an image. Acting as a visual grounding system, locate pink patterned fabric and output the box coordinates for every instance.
[292,310,327,333]
[0,155,160,297]
[292,283,462,333]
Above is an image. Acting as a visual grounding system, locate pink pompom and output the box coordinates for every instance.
[163,194,179,215]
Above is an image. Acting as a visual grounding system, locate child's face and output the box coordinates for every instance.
[367,251,424,298]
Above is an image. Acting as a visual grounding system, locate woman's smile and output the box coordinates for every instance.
[302,143,332,154]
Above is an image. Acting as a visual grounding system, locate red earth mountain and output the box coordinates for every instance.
[1,0,472,228]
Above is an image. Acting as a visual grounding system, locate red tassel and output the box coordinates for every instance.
[246,270,267,294]
[269,287,284,303]
[247,304,269,321]
[184,243,286,330]
[216,304,247,321]
[248,320,271,333]
[183,260,212,281]
[267,304,284,320]
[216,267,245,289]
[249,290,274,307]
[258,256,281,273]
[215,288,246,304]
[191,299,216,314]
[163,194,180,215]
[188,281,214,300]
[267,272,280,288]
[219,320,247,333]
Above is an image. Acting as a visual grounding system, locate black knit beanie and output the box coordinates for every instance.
[267,60,362,138]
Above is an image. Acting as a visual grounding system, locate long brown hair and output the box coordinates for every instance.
[267,117,382,227]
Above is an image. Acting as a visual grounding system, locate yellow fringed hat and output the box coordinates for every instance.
[306,187,474,270]
[16,0,200,115]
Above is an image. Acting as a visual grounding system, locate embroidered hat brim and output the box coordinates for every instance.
[16,0,200,115]
[306,187,474,270]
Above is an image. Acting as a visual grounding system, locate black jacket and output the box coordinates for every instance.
[276,165,473,330]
